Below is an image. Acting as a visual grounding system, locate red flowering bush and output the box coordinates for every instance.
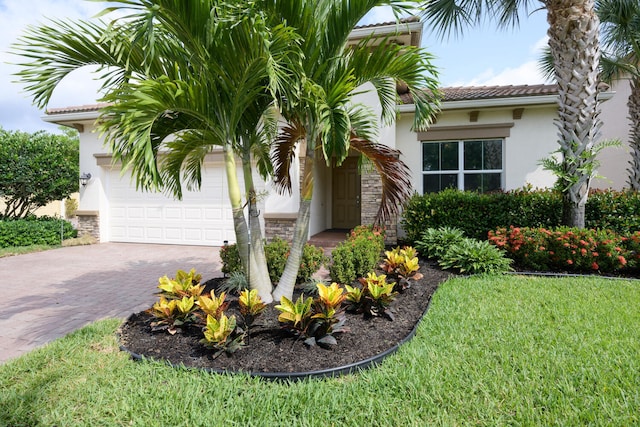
[488,226,636,273]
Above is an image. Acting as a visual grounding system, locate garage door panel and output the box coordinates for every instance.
[165,207,182,220]
[107,166,261,246]
[185,208,202,220]
[164,228,183,241]
[128,207,144,219]
[146,208,162,219]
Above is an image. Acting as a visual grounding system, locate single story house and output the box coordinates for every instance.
[43,20,632,246]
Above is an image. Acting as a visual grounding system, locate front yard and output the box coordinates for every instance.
[1,274,638,426]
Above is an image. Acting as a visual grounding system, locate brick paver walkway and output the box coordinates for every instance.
[0,243,221,364]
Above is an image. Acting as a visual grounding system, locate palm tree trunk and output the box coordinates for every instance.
[271,141,314,302]
[241,149,272,303]
[626,78,640,190]
[546,0,602,228]
[223,144,273,303]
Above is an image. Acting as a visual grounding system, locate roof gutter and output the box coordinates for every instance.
[349,20,423,46]
[41,110,101,124]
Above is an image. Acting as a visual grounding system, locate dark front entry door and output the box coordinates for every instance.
[332,157,361,229]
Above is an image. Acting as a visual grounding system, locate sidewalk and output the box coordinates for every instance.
[0,243,221,364]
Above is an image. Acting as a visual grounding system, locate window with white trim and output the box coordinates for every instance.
[422,139,503,193]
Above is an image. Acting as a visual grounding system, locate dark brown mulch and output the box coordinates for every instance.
[117,262,452,375]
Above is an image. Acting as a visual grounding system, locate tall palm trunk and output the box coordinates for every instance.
[271,140,315,302]
[224,144,273,303]
[546,0,602,228]
[242,147,272,303]
[627,78,640,190]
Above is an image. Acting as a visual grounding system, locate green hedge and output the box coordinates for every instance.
[0,216,77,248]
[402,188,640,242]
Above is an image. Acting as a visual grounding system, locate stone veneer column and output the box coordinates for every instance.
[360,170,398,245]
[264,213,297,242]
[264,148,306,242]
[75,210,100,240]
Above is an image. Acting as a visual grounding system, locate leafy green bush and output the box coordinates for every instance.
[330,225,384,284]
[402,188,640,242]
[219,243,241,276]
[0,127,79,219]
[0,216,76,248]
[585,190,640,234]
[348,225,385,254]
[415,226,466,259]
[264,237,289,284]
[298,244,328,284]
[220,239,327,284]
[489,226,636,273]
[438,238,513,275]
[329,243,356,284]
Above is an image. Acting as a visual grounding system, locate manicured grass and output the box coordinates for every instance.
[0,244,57,258]
[0,236,96,258]
[1,275,638,426]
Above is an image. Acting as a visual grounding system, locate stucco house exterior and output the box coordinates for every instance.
[42,20,632,246]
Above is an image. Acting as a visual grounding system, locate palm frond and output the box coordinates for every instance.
[271,121,306,195]
[350,136,413,225]
[538,46,555,83]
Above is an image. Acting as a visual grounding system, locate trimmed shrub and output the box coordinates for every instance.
[328,243,356,284]
[585,190,640,234]
[219,243,241,276]
[264,237,289,284]
[0,216,76,248]
[402,188,640,242]
[329,225,385,284]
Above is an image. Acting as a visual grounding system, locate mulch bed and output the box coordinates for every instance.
[117,261,453,375]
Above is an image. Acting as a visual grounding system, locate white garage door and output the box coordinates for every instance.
[107,163,256,246]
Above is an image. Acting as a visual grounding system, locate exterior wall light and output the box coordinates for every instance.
[80,172,92,187]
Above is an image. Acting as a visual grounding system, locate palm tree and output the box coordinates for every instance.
[264,1,441,301]
[597,0,640,189]
[12,0,304,303]
[422,0,603,228]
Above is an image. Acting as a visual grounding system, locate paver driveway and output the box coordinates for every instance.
[0,243,222,364]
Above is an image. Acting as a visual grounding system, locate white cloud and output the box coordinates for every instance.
[1,0,106,132]
[531,35,549,54]
[462,60,547,86]
[458,35,551,87]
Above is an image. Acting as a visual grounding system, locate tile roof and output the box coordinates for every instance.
[398,84,559,104]
[46,84,560,116]
[45,103,110,115]
[354,15,420,30]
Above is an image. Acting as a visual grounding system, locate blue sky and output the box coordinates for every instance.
[1,1,550,133]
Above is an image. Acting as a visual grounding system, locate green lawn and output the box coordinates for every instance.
[0,236,96,258]
[1,275,638,426]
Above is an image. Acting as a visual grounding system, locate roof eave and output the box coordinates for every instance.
[41,110,101,123]
[397,90,615,113]
[349,20,423,47]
